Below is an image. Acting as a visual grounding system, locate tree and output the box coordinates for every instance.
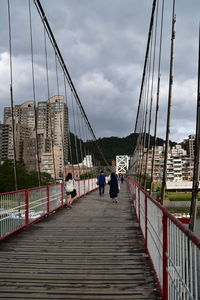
[0,161,53,193]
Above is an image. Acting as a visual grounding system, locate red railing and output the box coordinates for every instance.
[0,178,97,241]
[126,176,200,300]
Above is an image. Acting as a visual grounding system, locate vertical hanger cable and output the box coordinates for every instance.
[144,0,160,188]
[54,53,65,179]
[28,0,41,185]
[43,26,56,182]
[150,0,165,191]
[7,0,18,190]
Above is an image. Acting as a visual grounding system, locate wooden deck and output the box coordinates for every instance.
[0,183,161,299]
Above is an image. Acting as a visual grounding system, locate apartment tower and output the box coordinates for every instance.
[3,96,68,179]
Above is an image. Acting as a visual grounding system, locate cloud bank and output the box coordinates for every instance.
[0,0,199,143]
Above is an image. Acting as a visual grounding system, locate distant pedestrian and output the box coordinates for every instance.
[65,173,76,208]
[108,172,119,203]
[97,170,106,196]
[121,175,124,184]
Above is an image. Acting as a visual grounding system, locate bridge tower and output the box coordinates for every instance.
[116,155,129,175]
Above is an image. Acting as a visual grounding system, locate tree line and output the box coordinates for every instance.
[0,161,53,193]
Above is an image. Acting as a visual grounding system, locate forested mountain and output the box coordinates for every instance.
[86,133,176,165]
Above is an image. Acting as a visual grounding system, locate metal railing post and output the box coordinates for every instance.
[25,189,29,227]
[138,188,140,225]
[47,185,50,215]
[133,183,136,207]
[145,194,148,252]
[78,180,80,197]
[61,182,64,208]
[162,213,168,300]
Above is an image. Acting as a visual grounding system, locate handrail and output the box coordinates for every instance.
[126,176,200,300]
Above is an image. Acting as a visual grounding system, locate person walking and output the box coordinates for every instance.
[97,170,106,196]
[121,174,124,184]
[65,173,76,208]
[108,172,119,203]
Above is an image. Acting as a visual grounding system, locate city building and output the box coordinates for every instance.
[40,146,62,179]
[141,144,193,183]
[65,155,94,180]
[2,96,68,179]
[181,134,195,159]
[141,146,164,183]
[0,124,11,163]
[36,96,68,178]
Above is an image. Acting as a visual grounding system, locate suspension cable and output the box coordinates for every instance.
[160,0,176,203]
[150,0,165,192]
[63,75,71,175]
[134,0,157,133]
[76,104,84,165]
[84,120,92,170]
[28,0,41,186]
[189,25,200,232]
[144,0,160,189]
[139,38,153,185]
[54,53,65,179]
[63,76,76,178]
[132,0,157,180]
[33,0,109,168]
[7,0,18,190]
[81,109,89,169]
[43,25,56,182]
[70,90,79,167]
[138,82,148,182]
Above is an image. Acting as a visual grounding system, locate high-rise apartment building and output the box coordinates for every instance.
[3,96,68,179]
[141,146,164,183]
[181,134,195,159]
[33,96,68,178]
[0,124,12,163]
[141,144,193,183]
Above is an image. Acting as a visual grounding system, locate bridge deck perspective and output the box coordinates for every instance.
[0,183,161,299]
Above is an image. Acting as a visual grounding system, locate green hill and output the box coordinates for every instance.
[86,133,176,165]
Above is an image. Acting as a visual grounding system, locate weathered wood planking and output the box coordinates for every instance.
[0,184,161,299]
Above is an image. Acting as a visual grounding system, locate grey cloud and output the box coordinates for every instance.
[0,0,199,143]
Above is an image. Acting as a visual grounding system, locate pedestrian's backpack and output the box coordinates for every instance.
[65,179,74,193]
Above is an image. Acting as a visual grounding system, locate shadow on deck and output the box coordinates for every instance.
[0,183,161,299]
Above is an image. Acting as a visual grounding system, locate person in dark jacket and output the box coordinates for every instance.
[97,170,106,196]
[108,172,119,203]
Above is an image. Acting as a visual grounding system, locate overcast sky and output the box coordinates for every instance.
[0,0,199,142]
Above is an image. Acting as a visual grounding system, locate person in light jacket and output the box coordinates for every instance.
[65,173,76,208]
[108,172,119,203]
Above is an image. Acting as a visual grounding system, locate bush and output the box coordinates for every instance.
[80,172,98,180]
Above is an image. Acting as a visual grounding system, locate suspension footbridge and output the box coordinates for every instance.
[0,0,200,299]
